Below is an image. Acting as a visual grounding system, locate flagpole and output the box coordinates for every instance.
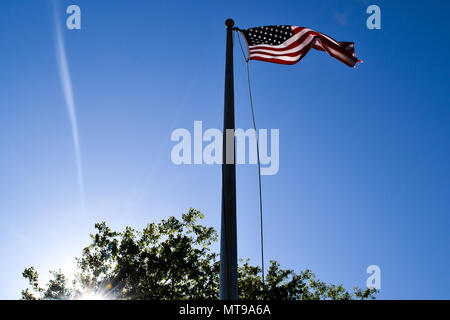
[220,18,238,300]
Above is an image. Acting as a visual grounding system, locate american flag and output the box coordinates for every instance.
[240,25,361,68]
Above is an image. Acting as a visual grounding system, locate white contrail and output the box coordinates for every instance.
[54,7,85,209]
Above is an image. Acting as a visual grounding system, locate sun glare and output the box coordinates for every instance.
[78,292,106,300]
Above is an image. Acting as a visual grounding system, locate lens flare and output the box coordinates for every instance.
[77,291,106,300]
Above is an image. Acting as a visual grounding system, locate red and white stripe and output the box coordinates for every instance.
[242,26,361,68]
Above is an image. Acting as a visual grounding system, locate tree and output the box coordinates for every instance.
[21,208,377,300]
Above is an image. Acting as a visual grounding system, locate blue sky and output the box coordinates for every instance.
[0,0,449,299]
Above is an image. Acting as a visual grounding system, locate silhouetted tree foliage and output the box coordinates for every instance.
[22,208,377,300]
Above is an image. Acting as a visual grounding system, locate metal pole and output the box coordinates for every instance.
[220,18,237,300]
